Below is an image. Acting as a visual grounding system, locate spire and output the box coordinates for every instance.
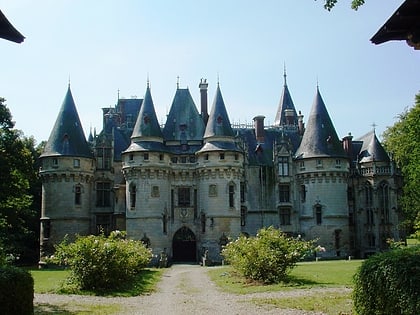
[274,70,298,126]
[41,85,92,158]
[295,87,346,159]
[203,84,234,139]
[131,84,163,142]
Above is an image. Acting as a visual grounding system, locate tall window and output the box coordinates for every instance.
[279,207,291,225]
[178,187,191,206]
[229,184,235,208]
[378,181,390,224]
[130,185,136,209]
[240,206,247,226]
[365,183,374,225]
[240,182,245,203]
[96,147,112,170]
[74,185,82,205]
[315,205,322,225]
[96,182,111,207]
[300,185,306,202]
[279,184,290,202]
[278,156,289,176]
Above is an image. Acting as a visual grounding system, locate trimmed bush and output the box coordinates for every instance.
[353,245,420,315]
[50,231,152,291]
[0,265,34,315]
[222,227,314,283]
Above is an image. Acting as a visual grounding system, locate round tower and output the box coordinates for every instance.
[39,86,94,265]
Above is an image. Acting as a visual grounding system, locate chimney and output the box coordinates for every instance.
[284,109,295,125]
[199,78,209,125]
[342,132,353,157]
[253,115,265,143]
[298,110,305,135]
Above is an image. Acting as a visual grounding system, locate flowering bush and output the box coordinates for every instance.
[49,231,152,291]
[222,227,314,283]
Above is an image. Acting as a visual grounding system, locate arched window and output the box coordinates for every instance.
[130,184,136,209]
[74,184,82,205]
[315,204,322,225]
[378,181,390,224]
[229,184,235,208]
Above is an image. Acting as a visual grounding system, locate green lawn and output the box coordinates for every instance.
[207,259,363,315]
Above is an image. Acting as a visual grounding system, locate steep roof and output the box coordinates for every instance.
[41,86,92,158]
[295,87,346,159]
[0,9,25,43]
[162,88,205,142]
[274,72,298,126]
[356,130,390,163]
[131,84,163,142]
[203,84,235,139]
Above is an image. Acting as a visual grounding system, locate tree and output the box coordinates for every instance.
[382,93,420,236]
[0,98,41,263]
[319,0,366,11]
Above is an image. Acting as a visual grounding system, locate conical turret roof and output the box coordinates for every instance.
[162,88,205,141]
[357,130,390,163]
[41,85,92,158]
[203,84,234,139]
[131,84,163,142]
[274,72,298,126]
[295,87,346,159]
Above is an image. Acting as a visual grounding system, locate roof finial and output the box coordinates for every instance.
[217,72,220,87]
[283,62,287,86]
[371,122,377,132]
[177,76,180,89]
[117,88,120,101]
[68,75,71,88]
[316,75,319,90]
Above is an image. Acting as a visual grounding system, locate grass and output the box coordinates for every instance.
[35,302,123,315]
[207,260,363,315]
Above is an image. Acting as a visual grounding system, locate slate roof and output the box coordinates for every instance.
[131,84,163,142]
[294,87,346,159]
[203,85,235,139]
[162,88,205,142]
[356,130,390,163]
[274,73,298,126]
[0,9,24,43]
[41,86,92,158]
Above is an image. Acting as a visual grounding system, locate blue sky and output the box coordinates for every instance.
[1,0,419,143]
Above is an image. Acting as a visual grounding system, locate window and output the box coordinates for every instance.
[235,153,239,160]
[178,187,191,206]
[378,182,390,224]
[96,182,111,207]
[96,148,112,169]
[75,185,82,205]
[299,161,305,170]
[143,153,149,161]
[335,159,341,168]
[159,154,164,161]
[365,183,374,225]
[209,184,217,197]
[367,233,376,247]
[316,159,323,167]
[300,185,306,202]
[129,154,134,161]
[315,205,322,225]
[171,157,178,163]
[181,156,187,163]
[73,159,80,168]
[240,206,247,226]
[204,154,209,161]
[279,184,290,202]
[240,182,245,203]
[41,218,51,239]
[278,156,289,176]
[279,207,291,225]
[96,214,111,235]
[52,158,58,167]
[220,153,225,160]
[229,184,235,208]
[151,186,160,197]
[130,185,136,209]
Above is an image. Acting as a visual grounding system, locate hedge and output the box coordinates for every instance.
[353,246,420,315]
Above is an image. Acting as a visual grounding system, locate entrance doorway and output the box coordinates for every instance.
[172,226,196,262]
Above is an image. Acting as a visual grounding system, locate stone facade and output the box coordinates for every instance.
[39,77,403,264]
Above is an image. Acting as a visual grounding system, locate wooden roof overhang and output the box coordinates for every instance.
[0,9,25,43]
[371,0,420,50]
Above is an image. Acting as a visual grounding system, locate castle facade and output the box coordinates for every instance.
[39,75,403,264]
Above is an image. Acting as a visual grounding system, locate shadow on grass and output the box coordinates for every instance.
[282,274,323,287]
[35,303,76,315]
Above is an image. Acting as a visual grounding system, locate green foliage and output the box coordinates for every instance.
[222,227,314,284]
[383,94,420,235]
[0,98,41,263]
[0,265,34,315]
[49,231,152,292]
[353,246,420,315]
[319,0,366,11]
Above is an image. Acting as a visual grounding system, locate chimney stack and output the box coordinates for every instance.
[199,78,209,125]
[253,115,265,143]
[298,110,305,135]
[342,132,353,157]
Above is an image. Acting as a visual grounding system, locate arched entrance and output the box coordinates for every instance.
[172,226,196,262]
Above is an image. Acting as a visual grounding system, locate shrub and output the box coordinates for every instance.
[0,265,34,315]
[50,231,152,291]
[353,245,420,315]
[222,227,314,283]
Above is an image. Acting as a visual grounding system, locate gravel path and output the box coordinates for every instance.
[35,264,348,314]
